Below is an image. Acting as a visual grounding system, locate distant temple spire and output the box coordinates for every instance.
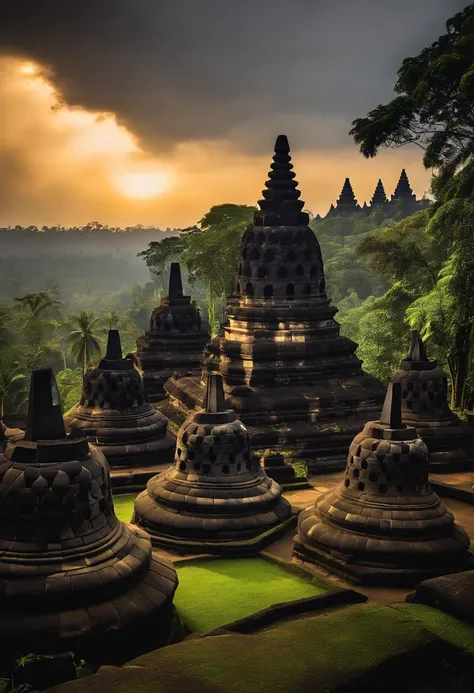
[254,135,309,226]
[370,179,388,206]
[168,262,183,298]
[392,169,416,201]
[336,178,359,210]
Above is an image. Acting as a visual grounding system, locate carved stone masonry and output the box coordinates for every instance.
[0,369,178,666]
[65,330,175,469]
[133,374,292,554]
[293,382,470,586]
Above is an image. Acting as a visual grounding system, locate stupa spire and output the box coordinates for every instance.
[336,177,358,210]
[255,135,308,226]
[379,381,404,430]
[370,179,388,206]
[407,329,429,362]
[168,262,183,298]
[392,169,415,200]
[203,373,227,413]
[105,329,123,360]
[24,369,66,442]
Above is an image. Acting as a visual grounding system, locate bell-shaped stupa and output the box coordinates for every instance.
[162,135,385,470]
[133,374,292,554]
[392,331,474,470]
[293,382,470,586]
[0,369,178,665]
[137,263,210,401]
[65,329,175,473]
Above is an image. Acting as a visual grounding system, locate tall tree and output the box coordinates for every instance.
[350,6,474,191]
[66,310,102,374]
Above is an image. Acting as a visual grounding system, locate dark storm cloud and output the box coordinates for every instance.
[0,0,468,153]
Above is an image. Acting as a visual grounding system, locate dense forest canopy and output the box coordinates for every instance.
[1,5,474,419]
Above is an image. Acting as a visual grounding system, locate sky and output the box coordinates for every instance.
[0,0,468,228]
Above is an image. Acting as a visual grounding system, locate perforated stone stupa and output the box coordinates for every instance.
[137,262,210,401]
[392,331,474,471]
[65,330,175,472]
[162,135,385,470]
[293,382,470,586]
[0,369,178,666]
[133,374,292,554]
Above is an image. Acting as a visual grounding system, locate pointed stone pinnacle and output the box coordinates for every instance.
[274,134,290,153]
[407,330,428,361]
[168,262,183,298]
[204,374,226,413]
[105,330,122,360]
[24,368,66,442]
[379,381,404,429]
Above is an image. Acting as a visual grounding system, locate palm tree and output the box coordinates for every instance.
[14,289,63,328]
[66,310,102,374]
[101,308,122,331]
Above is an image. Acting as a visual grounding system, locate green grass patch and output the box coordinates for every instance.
[174,556,329,633]
[130,603,436,693]
[112,493,137,522]
[389,602,474,655]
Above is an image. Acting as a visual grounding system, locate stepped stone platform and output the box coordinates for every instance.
[159,135,385,471]
[0,369,178,666]
[65,330,175,476]
[392,330,474,471]
[133,374,292,554]
[293,382,471,586]
[137,262,210,402]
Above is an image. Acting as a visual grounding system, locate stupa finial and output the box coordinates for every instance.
[379,381,404,429]
[254,135,308,226]
[203,374,227,413]
[24,368,66,442]
[407,329,428,361]
[105,329,122,360]
[168,262,183,298]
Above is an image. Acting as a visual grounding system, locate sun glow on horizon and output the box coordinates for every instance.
[113,168,173,199]
[19,63,37,75]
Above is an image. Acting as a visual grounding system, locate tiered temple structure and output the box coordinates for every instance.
[136,263,210,402]
[325,178,360,217]
[392,331,474,471]
[370,179,388,207]
[323,169,429,219]
[0,369,178,665]
[65,330,175,480]
[293,382,470,586]
[161,135,386,470]
[133,374,292,554]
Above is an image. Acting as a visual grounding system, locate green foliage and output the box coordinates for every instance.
[140,203,256,336]
[65,310,102,374]
[339,283,415,383]
[56,368,83,412]
[350,6,474,194]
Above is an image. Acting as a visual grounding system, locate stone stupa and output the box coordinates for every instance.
[0,369,178,666]
[162,135,385,470]
[133,374,292,554]
[137,262,210,402]
[293,382,471,586]
[65,330,175,486]
[392,330,474,471]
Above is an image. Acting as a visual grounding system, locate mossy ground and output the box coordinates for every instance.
[127,603,436,693]
[389,603,474,656]
[113,493,137,522]
[174,557,330,632]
